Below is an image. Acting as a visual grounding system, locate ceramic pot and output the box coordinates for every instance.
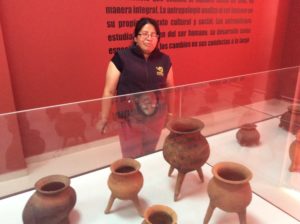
[236,123,260,146]
[105,158,144,216]
[163,117,210,201]
[142,205,177,224]
[204,162,252,224]
[22,175,76,224]
[279,104,300,134]
[289,131,300,172]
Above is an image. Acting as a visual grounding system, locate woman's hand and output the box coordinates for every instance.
[96,119,108,134]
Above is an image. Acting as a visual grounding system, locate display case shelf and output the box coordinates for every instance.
[0,152,299,224]
[0,67,300,223]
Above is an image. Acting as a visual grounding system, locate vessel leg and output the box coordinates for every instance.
[238,209,247,224]
[196,167,204,182]
[132,195,144,217]
[168,165,175,177]
[104,194,115,214]
[174,172,186,201]
[203,202,215,224]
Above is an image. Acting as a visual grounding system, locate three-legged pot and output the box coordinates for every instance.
[163,117,210,201]
[105,158,144,216]
[204,162,252,224]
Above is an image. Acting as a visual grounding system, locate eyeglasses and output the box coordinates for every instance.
[138,32,159,39]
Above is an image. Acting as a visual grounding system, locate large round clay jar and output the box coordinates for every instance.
[22,175,76,224]
[163,117,210,174]
[107,158,143,200]
[289,131,300,172]
[236,123,260,146]
[279,104,300,134]
[204,162,252,224]
[142,204,177,224]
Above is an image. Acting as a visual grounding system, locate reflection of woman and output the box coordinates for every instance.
[98,17,174,158]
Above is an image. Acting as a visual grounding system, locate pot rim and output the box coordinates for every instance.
[288,104,300,113]
[167,117,204,134]
[35,174,70,195]
[212,161,252,184]
[110,158,141,175]
[144,204,177,223]
[240,123,257,129]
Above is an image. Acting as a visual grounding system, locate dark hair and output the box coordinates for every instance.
[134,17,161,41]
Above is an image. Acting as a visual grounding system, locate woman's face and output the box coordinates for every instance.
[134,23,159,56]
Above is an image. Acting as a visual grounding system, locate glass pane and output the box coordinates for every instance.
[0,66,299,221]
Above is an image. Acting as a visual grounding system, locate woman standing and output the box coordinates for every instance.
[98,17,174,158]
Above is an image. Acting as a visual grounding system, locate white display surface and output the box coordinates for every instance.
[1,98,299,223]
[0,152,299,224]
[206,117,300,221]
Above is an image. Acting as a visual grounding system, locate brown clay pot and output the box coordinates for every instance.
[22,175,76,224]
[289,131,300,172]
[236,123,260,146]
[142,204,177,224]
[204,162,252,224]
[279,104,300,134]
[163,117,210,201]
[105,158,144,216]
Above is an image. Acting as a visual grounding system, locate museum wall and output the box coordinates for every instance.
[279,0,300,101]
[0,0,299,174]
[0,21,15,113]
[281,0,300,67]
[0,22,26,174]
[0,0,295,111]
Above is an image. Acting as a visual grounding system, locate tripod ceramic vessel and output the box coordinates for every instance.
[236,123,260,146]
[289,131,300,172]
[279,104,300,134]
[163,117,210,201]
[22,175,76,224]
[142,204,177,224]
[204,162,252,224]
[105,158,144,216]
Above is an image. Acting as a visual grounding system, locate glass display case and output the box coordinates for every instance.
[0,66,300,223]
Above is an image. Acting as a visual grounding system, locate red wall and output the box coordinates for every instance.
[0,1,107,110]
[0,23,26,174]
[281,0,300,67]
[0,0,300,175]
[280,0,300,100]
[0,22,15,113]
[0,0,293,111]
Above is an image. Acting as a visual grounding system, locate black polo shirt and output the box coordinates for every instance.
[111,45,172,95]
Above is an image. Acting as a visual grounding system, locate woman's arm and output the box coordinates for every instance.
[166,66,174,88]
[166,66,176,116]
[98,61,121,133]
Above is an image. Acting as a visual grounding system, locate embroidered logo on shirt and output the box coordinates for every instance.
[156,66,164,76]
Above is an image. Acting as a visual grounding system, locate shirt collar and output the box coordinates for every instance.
[130,44,160,59]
